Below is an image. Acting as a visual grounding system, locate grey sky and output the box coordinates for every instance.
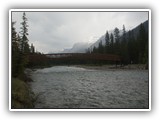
[12,11,148,53]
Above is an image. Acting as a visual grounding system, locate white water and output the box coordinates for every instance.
[30,66,149,109]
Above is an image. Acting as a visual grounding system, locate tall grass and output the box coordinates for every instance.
[11,78,34,109]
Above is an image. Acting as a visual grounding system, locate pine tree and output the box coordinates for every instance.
[12,22,19,52]
[110,33,114,54]
[122,25,126,42]
[12,22,19,77]
[121,25,129,64]
[20,12,29,54]
[98,40,104,53]
[30,43,35,54]
[105,30,109,53]
[137,23,148,63]
[114,27,120,44]
[114,27,120,55]
[105,31,109,46]
[92,46,97,53]
[19,12,30,68]
[127,30,138,64]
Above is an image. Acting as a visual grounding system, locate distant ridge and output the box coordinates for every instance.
[88,20,148,52]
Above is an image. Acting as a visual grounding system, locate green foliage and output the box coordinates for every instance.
[11,78,34,108]
[137,23,148,64]
[90,22,148,65]
[105,31,109,46]
[11,12,41,109]
[98,40,104,53]
[110,33,114,54]
[12,22,20,77]
[105,31,110,53]
[120,25,129,63]
[127,30,138,63]
[19,13,29,53]
[114,27,120,55]
[114,27,120,44]
[12,12,31,77]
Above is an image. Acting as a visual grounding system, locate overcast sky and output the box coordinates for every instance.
[12,11,148,53]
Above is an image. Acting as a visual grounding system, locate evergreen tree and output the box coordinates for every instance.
[114,27,120,55]
[30,43,35,54]
[114,27,120,44]
[110,33,114,54]
[127,30,138,64]
[121,25,129,64]
[20,12,29,54]
[12,22,19,52]
[89,22,148,65]
[12,22,19,77]
[19,12,30,67]
[12,22,25,77]
[92,46,97,53]
[105,30,109,53]
[137,23,148,63]
[122,25,126,42]
[98,40,104,53]
[105,31,109,46]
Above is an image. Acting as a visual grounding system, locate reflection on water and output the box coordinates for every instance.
[30,66,149,109]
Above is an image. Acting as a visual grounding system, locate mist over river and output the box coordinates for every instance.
[30,66,149,109]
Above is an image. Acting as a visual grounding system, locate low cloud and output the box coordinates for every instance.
[12,11,148,53]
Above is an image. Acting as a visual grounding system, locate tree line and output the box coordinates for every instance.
[12,12,148,75]
[88,22,148,65]
[12,12,36,77]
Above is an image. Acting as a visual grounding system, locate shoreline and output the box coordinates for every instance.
[11,70,36,109]
[74,64,148,70]
[27,64,148,71]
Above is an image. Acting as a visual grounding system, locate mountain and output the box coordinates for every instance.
[89,30,123,51]
[89,35,106,50]
[131,20,148,38]
[57,20,148,54]
[62,42,92,53]
[88,20,148,51]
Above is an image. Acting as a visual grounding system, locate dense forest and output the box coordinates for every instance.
[88,21,148,66]
[12,12,36,77]
[11,12,37,108]
[12,13,149,72]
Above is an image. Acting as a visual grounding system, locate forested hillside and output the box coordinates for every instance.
[88,20,148,65]
[11,12,36,108]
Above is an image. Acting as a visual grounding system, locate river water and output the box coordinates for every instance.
[30,66,149,109]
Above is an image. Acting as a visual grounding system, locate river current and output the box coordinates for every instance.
[30,66,149,109]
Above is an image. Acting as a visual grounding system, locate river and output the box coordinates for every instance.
[30,66,149,109]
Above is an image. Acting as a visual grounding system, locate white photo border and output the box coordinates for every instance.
[9,9,151,111]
